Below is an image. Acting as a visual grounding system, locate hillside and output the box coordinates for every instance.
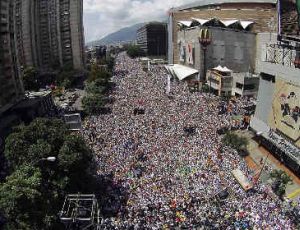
[86,22,146,46]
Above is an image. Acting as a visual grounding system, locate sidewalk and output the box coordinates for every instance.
[237,130,300,200]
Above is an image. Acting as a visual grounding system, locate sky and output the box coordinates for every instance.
[83,0,197,43]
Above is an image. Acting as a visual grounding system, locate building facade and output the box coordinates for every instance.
[168,0,277,64]
[0,0,24,114]
[0,0,85,114]
[14,0,85,72]
[206,69,259,97]
[177,26,256,81]
[137,22,168,56]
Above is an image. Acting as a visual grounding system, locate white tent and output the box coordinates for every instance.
[177,20,192,27]
[220,19,239,27]
[240,21,254,29]
[213,65,232,73]
[191,18,210,26]
[165,64,198,81]
[177,18,254,30]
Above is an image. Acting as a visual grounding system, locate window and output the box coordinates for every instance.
[236,82,243,89]
[244,84,255,90]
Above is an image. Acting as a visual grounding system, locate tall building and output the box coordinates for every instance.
[0,0,85,114]
[137,22,168,56]
[0,0,24,114]
[14,0,85,72]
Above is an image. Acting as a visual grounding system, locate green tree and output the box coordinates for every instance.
[126,44,145,58]
[5,119,68,170]
[88,64,112,83]
[0,165,42,229]
[82,94,105,114]
[2,118,95,229]
[270,170,292,198]
[83,62,114,115]
[222,132,249,156]
[23,67,39,91]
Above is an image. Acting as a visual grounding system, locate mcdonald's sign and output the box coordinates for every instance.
[198,28,212,46]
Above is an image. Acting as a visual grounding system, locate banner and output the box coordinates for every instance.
[166,74,171,94]
[186,43,194,65]
[179,43,185,62]
[270,79,300,143]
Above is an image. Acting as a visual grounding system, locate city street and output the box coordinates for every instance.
[82,53,296,229]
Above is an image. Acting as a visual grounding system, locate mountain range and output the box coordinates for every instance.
[86,22,146,46]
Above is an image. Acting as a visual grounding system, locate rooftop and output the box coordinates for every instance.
[172,0,276,12]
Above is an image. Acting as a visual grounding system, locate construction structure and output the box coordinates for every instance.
[59,194,100,230]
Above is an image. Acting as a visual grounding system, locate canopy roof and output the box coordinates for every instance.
[213,65,232,73]
[220,19,239,27]
[182,18,254,29]
[177,20,193,27]
[165,64,198,81]
[191,18,210,26]
[172,0,276,12]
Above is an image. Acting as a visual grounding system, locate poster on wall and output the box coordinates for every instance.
[270,79,300,145]
[186,43,194,65]
[279,0,300,38]
[179,43,186,62]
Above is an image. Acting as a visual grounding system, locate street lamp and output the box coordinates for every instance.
[43,156,56,162]
[198,28,212,83]
[34,156,56,165]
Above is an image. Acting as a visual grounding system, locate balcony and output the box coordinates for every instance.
[265,43,300,69]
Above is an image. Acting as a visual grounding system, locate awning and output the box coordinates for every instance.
[220,19,239,27]
[240,20,254,29]
[191,18,210,26]
[177,20,192,27]
[165,64,198,81]
[213,65,232,73]
[177,18,254,30]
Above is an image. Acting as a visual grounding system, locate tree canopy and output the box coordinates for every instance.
[23,67,39,91]
[0,118,95,229]
[270,169,292,198]
[221,131,249,156]
[83,62,114,115]
[126,44,146,58]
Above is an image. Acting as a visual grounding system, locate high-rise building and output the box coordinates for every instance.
[137,22,168,56]
[14,0,85,72]
[0,0,24,114]
[0,0,85,114]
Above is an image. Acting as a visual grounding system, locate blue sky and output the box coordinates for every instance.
[83,0,197,42]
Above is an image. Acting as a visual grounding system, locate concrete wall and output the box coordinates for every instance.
[171,3,277,64]
[177,27,256,77]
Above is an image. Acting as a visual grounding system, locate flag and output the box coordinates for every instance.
[166,74,171,94]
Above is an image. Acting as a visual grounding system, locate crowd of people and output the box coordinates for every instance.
[82,52,297,229]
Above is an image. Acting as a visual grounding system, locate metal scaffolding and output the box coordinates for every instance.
[59,194,100,230]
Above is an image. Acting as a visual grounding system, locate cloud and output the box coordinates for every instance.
[83,0,196,43]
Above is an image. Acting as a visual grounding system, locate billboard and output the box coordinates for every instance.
[270,79,300,145]
[279,0,300,38]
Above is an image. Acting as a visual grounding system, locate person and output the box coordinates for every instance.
[80,52,297,229]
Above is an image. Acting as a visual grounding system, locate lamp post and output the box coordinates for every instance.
[198,28,212,83]
[34,156,56,165]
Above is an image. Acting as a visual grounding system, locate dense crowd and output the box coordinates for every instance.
[82,52,297,229]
